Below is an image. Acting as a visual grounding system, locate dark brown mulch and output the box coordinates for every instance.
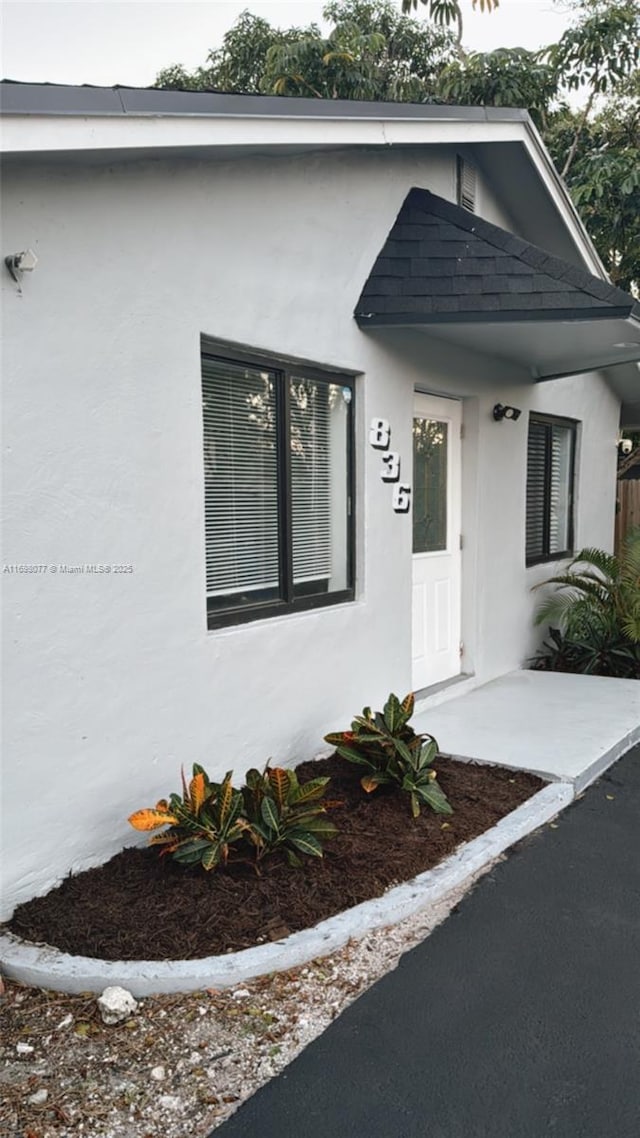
[5,756,544,962]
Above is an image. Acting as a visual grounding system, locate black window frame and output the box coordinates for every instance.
[201,344,356,630]
[526,412,577,568]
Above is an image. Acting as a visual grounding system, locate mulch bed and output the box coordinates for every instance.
[5,756,544,962]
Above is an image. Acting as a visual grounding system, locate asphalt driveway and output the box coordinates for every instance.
[215,746,640,1138]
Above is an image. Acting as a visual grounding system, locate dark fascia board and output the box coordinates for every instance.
[356,307,634,327]
[0,82,126,115]
[0,79,530,123]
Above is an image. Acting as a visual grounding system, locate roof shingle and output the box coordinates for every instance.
[355,188,637,326]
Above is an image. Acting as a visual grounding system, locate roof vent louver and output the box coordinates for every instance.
[457,156,476,213]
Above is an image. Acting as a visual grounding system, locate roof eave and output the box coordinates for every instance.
[355,307,633,327]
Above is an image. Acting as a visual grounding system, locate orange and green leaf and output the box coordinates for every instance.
[189,771,206,814]
[148,831,179,847]
[218,774,234,826]
[128,808,179,831]
[401,692,415,720]
[268,767,290,810]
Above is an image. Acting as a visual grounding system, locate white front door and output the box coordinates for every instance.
[411,393,462,691]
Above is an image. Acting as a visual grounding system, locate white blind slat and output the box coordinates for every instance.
[202,361,344,604]
[290,378,332,584]
[203,359,280,596]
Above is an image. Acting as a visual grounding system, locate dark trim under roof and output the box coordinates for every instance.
[0,79,531,122]
[355,187,640,327]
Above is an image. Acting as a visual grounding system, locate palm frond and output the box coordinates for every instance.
[568,547,618,581]
[535,575,609,608]
[533,533,640,667]
[535,588,590,627]
[620,610,640,644]
[619,530,640,584]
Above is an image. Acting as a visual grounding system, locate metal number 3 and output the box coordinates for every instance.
[380,452,400,483]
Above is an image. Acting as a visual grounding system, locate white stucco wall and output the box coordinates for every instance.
[1,146,619,916]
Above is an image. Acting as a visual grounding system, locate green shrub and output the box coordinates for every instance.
[129,762,337,871]
[325,692,452,818]
[531,624,640,678]
[532,530,640,678]
[242,764,337,868]
[128,765,248,871]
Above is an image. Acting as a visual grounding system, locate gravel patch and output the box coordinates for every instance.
[0,863,494,1137]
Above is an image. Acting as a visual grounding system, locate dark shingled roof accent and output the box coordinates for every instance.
[355,187,639,326]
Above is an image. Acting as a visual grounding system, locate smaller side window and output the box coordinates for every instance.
[526,414,577,566]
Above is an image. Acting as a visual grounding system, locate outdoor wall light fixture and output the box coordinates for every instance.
[493,403,521,422]
[5,248,38,291]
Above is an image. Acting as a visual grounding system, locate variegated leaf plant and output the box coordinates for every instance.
[325,692,452,818]
[129,764,249,871]
[241,763,338,868]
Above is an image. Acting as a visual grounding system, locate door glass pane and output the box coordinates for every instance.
[290,377,350,598]
[413,417,448,553]
[202,357,281,611]
[549,424,572,554]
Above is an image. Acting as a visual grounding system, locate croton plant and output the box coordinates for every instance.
[325,691,452,819]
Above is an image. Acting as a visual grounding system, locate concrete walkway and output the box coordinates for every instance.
[414,670,640,791]
[215,744,640,1138]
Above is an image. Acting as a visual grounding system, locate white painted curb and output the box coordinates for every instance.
[0,782,574,997]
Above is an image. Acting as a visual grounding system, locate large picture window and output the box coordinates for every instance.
[526,414,576,566]
[202,346,354,627]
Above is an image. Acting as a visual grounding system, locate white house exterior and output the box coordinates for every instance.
[2,84,640,919]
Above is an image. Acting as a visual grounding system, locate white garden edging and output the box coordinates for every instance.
[1,782,574,996]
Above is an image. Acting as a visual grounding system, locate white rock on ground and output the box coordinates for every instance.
[97,985,138,1025]
[27,1089,48,1105]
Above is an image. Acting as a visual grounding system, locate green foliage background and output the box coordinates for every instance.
[155,0,639,293]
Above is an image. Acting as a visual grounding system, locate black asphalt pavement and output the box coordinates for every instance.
[215,747,640,1138]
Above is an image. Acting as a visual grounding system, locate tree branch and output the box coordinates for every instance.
[561,87,596,179]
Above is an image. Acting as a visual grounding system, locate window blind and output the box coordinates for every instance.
[549,425,571,553]
[201,347,353,626]
[526,420,547,562]
[202,358,280,600]
[290,378,332,585]
[526,416,575,565]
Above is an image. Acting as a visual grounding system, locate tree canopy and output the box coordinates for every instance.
[401,0,500,52]
[546,70,639,292]
[156,2,456,102]
[155,0,640,292]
